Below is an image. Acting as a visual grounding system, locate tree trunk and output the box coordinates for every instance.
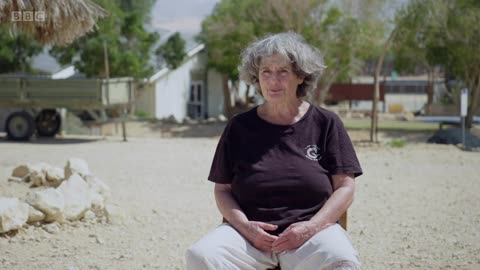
[222,74,234,119]
[317,86,330,105]
[466,78,480,129]
[371,74,379,143]
[315,70,341,105]
[371,29,395,143]
[425,68,434,115]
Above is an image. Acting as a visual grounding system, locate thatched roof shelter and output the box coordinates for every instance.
[0,0,108,45]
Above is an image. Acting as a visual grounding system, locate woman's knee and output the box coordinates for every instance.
[186,242,211,270]
[321,244,360,268]
[297,225,360,270]
[186,241,224,270]
[322,260,360,270]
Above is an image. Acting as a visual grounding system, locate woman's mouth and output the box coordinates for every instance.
[270,89,282,94]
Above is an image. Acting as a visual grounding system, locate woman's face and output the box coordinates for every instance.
[258,53,304,103]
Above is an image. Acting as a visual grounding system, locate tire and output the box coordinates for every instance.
[35,109,61,137]
[5,111,35,141]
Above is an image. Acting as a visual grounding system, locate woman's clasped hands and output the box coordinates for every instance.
[241,220,318,252]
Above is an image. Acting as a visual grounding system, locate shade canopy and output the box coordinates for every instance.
[0,0,108,45]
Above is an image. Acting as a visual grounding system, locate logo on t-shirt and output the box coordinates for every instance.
[305,145,322,161]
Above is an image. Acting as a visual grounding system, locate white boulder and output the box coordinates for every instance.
[57,174,91,221]
[28,163,50,187]
[25,188,65,222]
[83,175,111,216]
[29,163,65,187]
[84,175,111,202]
[45,166,64,187]
[0,197,29,233]
[64,158,90,179]
[27,205,45,223]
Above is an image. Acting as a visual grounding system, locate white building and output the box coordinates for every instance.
[11,42,240,122]
[135,44,227,121]
[351,75,445,113]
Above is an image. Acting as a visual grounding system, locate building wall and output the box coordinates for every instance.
[153,52,206,121]
[134,84,156,118]
[207,70,224,118]
[384,94,427,112]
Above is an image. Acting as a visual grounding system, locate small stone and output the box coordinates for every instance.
[83,210,96,221]
[105,204,124,224]
[64,158,90,179]
[12,164,30,178]
[43,223,60,234]
[95,237,104,244]
[27,205,45,223]
[7,176,23,183]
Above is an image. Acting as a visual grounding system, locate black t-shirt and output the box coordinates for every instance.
[208,103,362,235]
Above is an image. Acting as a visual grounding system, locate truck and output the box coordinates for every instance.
[0,76,134,140]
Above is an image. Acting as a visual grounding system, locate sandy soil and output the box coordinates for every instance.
[0,126,479,270]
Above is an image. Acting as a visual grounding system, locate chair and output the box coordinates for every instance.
[339,210,348,230]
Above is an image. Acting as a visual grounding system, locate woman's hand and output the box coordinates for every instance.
[271,221,318,252]
[240,221,279,252]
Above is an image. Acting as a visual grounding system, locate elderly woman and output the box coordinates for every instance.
[186,32,362,270]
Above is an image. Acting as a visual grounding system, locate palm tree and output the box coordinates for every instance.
[0,0,107,45]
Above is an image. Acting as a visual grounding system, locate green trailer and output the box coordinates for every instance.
[0,77,134,140]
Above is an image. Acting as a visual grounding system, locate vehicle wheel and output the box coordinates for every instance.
[35,109,61,137]
[5,111,35,141]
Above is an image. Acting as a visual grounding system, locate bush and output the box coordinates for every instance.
[387,139,406,148]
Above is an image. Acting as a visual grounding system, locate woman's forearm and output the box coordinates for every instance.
[214,184,250,233]
[309,174,355,233]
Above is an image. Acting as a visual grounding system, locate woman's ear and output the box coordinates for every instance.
[297,75,305,85]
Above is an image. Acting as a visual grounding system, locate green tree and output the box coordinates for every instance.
[50,0,159,78]
[198,0,260,117]
[393,0,480,128]
[392,0,446,114]
[199,0,389,118]
[0,25,43,73]
[155,32,187,69]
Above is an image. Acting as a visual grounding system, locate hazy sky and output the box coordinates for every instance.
[151,0,220,35]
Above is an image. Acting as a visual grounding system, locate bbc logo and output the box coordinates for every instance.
[11,11,45,22]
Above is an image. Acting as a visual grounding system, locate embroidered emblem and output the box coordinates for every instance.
[305,145,322,161]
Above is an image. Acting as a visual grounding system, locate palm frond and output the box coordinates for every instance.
[0,0,108,45]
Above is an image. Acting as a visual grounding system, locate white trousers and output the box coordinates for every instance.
[186,223,360,270]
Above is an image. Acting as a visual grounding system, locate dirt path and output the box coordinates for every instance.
[0,135,479,269]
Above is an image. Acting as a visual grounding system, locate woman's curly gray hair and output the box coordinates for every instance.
[239,32,326,98]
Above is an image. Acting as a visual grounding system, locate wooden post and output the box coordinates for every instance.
[103,39,110,106]
[122,107,127,142]
[339,211,348,231]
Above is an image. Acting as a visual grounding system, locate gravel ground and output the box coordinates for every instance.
[0,131,479,270]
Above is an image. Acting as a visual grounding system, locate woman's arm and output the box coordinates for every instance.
[272,173,355,251]
[308,173,355,232]
[214,183,249,227]
[215,183,278,251]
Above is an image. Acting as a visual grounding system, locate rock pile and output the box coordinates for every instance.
[0,158,118,234]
